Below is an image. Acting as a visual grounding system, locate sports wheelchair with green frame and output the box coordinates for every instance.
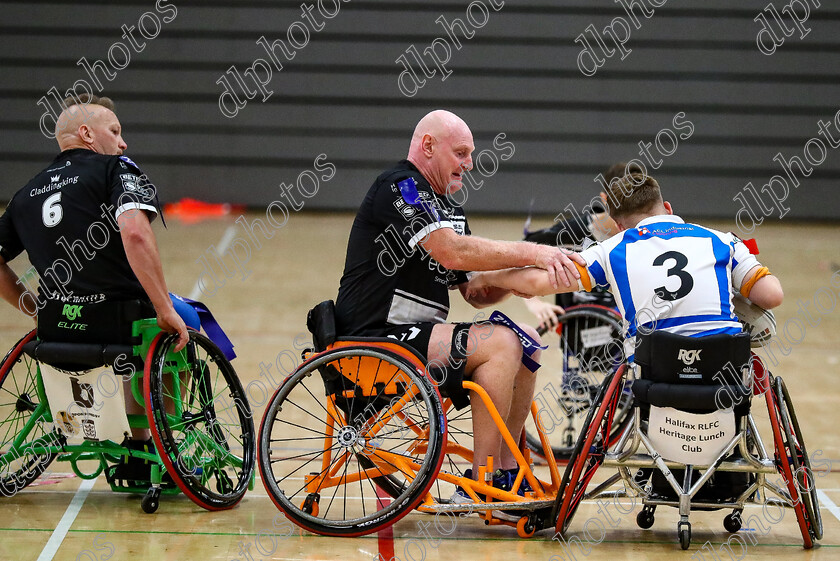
[0,318,256,513]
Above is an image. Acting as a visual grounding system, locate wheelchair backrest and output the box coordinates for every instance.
[307,300,337,352]
[634,330,751,385]
[632,331,752,413]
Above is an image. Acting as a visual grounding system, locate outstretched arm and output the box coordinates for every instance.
[422,228,585,289]
[467,266,580,300]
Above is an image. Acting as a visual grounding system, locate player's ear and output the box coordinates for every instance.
[422,134,435,157]
[78,123,93,144]
[663,201,673,215]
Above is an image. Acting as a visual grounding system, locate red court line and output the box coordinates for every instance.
[376,488,395,561]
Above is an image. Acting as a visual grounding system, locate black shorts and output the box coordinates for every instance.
[358,322,437,360]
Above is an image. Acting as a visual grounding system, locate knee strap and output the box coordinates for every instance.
[428,323,471,410]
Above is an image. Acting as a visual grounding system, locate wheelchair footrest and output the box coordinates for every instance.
[603,454,776,473]
[421,500,555,513]
[103,439,177,491]
[643,497,746,510]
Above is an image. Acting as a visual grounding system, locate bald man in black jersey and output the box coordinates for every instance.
[0,94,187,348]
[335,109,584,495]
[0,95,189,461]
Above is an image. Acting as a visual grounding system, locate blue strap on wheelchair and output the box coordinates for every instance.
[170,293,236,360]
[487,310,547,372]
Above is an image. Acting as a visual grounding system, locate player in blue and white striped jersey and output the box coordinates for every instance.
[468,172,784,362]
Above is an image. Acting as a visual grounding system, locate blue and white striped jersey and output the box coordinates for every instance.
[577,215,760,360]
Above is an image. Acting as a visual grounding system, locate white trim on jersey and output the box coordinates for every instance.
[387,289,449,324]
[406,221,454,249]
[114,202,159,220]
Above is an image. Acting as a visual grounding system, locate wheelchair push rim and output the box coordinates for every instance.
[527,305,631,461]
[145,330,256,511]
[552,364,627,535]
[773,375,823,543]
[258,346,446,536]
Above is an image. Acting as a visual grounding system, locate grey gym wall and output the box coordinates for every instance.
[1,1,838,221]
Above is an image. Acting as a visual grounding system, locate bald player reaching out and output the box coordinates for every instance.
[467,173,783,358]
[334,109,585,497]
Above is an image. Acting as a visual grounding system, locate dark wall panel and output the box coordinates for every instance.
[1,0,839,221]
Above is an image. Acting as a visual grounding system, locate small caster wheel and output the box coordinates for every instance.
[141,488,161,514]
[678,521,691,550]
[516,516,536,538]
[636,507,655,529]
[301,492,320,516]
[723,511,742,533]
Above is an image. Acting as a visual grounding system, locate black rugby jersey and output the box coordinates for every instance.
[335,160,470,335]
[0,148,160,302]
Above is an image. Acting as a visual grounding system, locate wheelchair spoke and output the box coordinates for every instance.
[283,387,344,431]
[298,377,347,430]
[273,416,333,437]
[269,444,341,464]
[283,447,350,500]
[323,452,353,519]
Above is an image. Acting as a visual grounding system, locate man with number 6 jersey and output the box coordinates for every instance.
[0,94,187,350]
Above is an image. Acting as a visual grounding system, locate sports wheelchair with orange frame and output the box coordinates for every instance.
[257,301,821,549]
[258,301,592,538]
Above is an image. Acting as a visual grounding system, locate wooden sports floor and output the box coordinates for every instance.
[1,211,839,561]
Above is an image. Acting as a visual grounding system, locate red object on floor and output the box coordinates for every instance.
[164,198,245,224]
[376,487,396,560]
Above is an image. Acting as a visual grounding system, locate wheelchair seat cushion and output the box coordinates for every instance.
[22,340,135,372]
[632,379,751,414]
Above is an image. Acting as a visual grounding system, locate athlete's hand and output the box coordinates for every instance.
[464,273,490,301]
[156,305,189,352]
[533,245,585,289]
[524,297,565,330]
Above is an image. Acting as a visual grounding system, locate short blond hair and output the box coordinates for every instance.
[62,93,115,112]
[605,172,663,219]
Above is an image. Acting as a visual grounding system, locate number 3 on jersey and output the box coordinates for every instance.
[42,192,63,227]
[652,250,694,301]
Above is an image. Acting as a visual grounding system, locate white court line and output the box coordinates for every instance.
[188,224,238,300]
[817,489,840,522]
[35,477,97,561]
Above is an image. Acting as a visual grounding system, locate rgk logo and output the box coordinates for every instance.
[678,349,702,365]
[62,304,82,321]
